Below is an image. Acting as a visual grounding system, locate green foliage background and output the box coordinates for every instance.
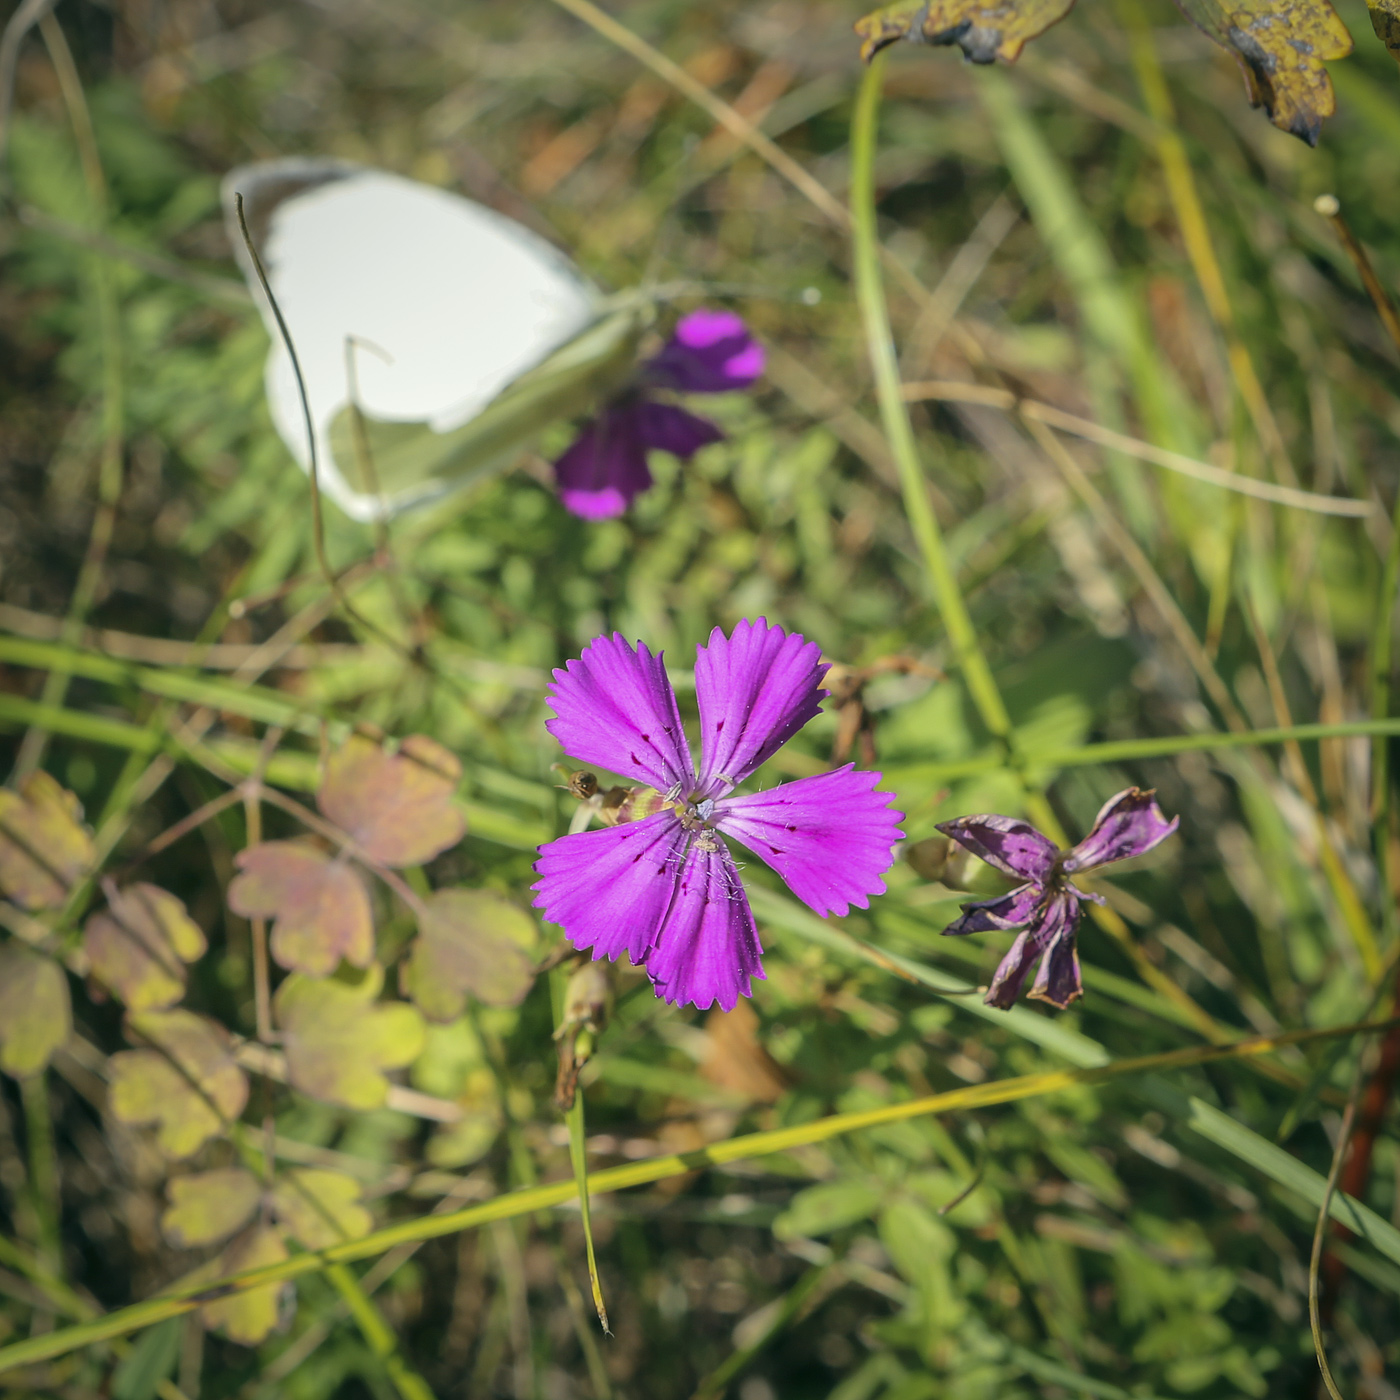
[0,0,1399,1396]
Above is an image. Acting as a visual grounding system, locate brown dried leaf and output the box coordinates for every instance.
[276,965,424,1110]
[162,1168,261,1247]
[1367,0,1400,62]
[701,1001,791,1104]
[199,1226,292,1345]
[271,1168,372,1250]
[1171,0,1353,144]
[317,735,465,867]
[855,0,1076,64]
[108,1010,249,1158]
[405,888,537,1022]
[84,884,208,1011]
[0,943,70,1077]
[228,842,373,978]
[0,772,94,910]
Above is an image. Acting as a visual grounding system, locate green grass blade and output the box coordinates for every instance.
[567,1094,610,1336]
[0,1017,1387,1376]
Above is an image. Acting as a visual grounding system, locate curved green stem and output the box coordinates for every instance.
[851,55,1013,745]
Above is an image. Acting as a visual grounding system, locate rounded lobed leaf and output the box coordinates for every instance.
[198,1227,292,1346]
[276,965,425,1110]
[84,883,208,1012]
[0,943,71,1078]
[405,888,537,1022]
[317,734,465,867]
[229,841,373,978]
[271,1168,372,1250]
[108,1010,249,1159]
[162,1168,261,1248]
[0,772,94,911]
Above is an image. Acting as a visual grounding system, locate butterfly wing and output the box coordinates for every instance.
[326,300,650,502]
[223,159,609,519]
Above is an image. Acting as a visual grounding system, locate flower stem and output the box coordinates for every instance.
[850,54,1013,747]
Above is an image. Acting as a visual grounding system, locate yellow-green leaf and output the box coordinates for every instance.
[0,943,70,1077]
[317,734,465,867]
[1171,0,1353,144]
[773,1180,885,1240]
[855,0,1076,64]
[271,1168,372,1250]
[84,884,207,1012]
[405,888,537,1022]
[276,966,424,1110]
[199,1227,291,1345]
[108,1010,249,1158]
[228,842,373,978]
[162,1169,261,1248]
[0,772,93,910]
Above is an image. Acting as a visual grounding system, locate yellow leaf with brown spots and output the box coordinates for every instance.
[1366,0,1400,62]
[855,0,1077,65]
[1171,0,1353,144]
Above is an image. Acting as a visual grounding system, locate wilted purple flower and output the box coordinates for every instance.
[937,789,1178,1011]
[532,620,904,1010]
[554,309,764,520]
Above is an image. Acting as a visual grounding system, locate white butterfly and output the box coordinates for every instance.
[222,159,650,521]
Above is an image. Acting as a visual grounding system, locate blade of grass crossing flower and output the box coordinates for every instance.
[0,1018,1390,1377]
[567,1095,610,1335]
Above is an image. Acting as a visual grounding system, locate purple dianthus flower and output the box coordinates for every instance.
[937,788,1178,1011]
[553,308,764,520]
[532,620,904,1010]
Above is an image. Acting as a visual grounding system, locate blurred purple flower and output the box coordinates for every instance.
[532,619,903,1010]
[937,789,1179,1011]
[554,309,764,520]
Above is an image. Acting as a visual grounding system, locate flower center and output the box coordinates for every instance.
[670,797,716,832]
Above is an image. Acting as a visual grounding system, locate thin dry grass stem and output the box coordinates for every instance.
[1310,1066,1364,1400]
[1315,195,1400,355]
[901,193,1019,376]
[12,203,252,305]
[1121,0,1296,489]
[0,0,58,169]
[545,0,847,228]
[1316,195,1400,941]
[900,381,1371,516]
[242,726,286,1044]
[1023,415,1249,732]
[1247,604,1382,981]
